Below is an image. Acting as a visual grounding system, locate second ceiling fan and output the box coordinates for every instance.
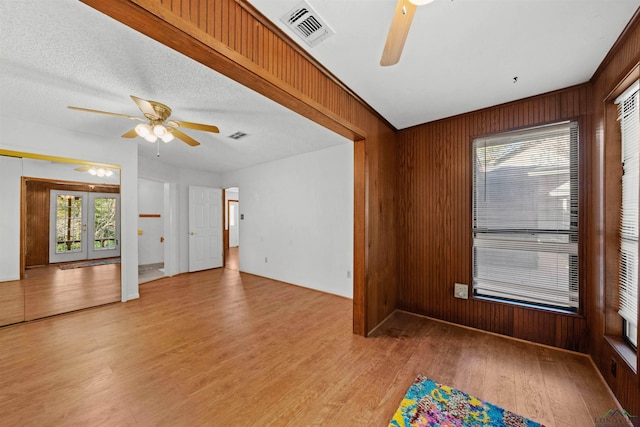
[380,0,434,66]
[68,95,220,147]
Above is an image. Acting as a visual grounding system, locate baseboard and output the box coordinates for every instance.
[138,262,164,273]
[0,274,20,282]
[125,293,140,301]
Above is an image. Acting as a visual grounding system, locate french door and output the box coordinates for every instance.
[49,190,120,263]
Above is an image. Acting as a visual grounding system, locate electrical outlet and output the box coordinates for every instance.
[454,283,468,299]
[611,359,617,377]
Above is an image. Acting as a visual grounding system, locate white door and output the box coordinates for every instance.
[188,186,222,272]
[229,201,239,247]
[50,191,120,263]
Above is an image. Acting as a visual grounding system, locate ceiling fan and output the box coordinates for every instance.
[380,0,434,66]
[67,95,220,147]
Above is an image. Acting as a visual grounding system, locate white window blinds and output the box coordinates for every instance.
[472,121,579,310]
[617,80,639,348]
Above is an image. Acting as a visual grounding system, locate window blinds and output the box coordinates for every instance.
[472,121,579,310]
[617,81,639,341]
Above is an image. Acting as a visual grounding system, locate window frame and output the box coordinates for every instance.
[616,79,639,351]
[470,119,584,314]
[603,63,640,368]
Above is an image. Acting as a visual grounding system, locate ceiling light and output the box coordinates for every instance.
[105,169,113,177]
[135,123,152,137]
[161,132,174,143]
[96,168,106,177]
[153,124,168,138]
[88,167,97,176]
[144,134,158,143]
[409,0,435,5]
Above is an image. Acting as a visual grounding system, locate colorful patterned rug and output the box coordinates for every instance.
[389,375,545,427]
[58,257,121,270]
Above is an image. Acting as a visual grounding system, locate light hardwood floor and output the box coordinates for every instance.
[0,266,623,426]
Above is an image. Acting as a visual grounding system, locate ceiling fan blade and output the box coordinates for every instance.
[130,95,160,120]
[121,129,138,138]
[172,128,201,146]
[173,120,220,133]
[380,0,417,66]
[75,165,91,172]
[67,106,144,121]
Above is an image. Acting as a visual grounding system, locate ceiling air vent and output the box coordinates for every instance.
[280,1,334,47]
[228,131,248,140]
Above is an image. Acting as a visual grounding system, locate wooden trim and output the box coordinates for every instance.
[81,0,367,142]
[20,178,26,279]
[591,8,640,83]
[139,214,161,218]
[0,149,120,170]
[604,63,640,102]
[233,0,397,132]
[353,139,366,335]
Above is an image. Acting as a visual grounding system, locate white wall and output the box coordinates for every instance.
[223,143,354,298]
[0,156,22,281]
[137,178,165,266]
[138,156,222,275]
[0,116,139,301]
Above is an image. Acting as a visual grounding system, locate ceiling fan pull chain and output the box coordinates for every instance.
[156,139,160,157]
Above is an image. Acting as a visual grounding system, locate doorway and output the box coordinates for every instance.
[20,172,121,321]
[224,187,240,271]
[49,190,120,263]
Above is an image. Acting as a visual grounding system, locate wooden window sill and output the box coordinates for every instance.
[605,335,638,375]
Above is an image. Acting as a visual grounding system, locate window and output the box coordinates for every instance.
[472,121,579,311]
[617,80,639,349]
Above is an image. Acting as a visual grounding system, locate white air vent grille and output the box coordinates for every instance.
[228,131,248,140]
[280,1,334,47]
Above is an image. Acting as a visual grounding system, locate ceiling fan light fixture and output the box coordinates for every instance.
[88,167,98,176]
[161,132,174,143]
[409,0,434,5]
[144,134,157,143]
[135,123,152,137]
[105,169,114,177]
[96,168,107,177]
[153,124,168,138]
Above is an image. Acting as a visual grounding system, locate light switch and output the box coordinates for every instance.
[138,229,143,235]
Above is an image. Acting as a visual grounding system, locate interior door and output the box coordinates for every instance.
[188,186,222,272]
[229,200,239,247]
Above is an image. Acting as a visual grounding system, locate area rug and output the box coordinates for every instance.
[58,257,120,270]
[389,375,545,427]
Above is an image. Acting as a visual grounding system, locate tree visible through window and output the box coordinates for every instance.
[472,121,579,311]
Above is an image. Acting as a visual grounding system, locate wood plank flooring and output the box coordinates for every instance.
[23,262,121,321]
[0,266,624,426]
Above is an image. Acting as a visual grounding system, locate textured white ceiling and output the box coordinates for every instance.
[1,1,638,175]
[251,0,640,129]
[0,0,349,173]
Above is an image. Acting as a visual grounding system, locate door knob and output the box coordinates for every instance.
[160,237,164,243]
[190,232,195,235]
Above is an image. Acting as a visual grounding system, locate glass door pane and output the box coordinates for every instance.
[88,193,120,259]
[49,190,87,263]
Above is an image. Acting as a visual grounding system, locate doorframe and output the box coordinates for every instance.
[21,176,121,274]
[227,199,239,249]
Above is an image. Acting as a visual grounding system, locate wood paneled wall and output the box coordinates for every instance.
[81,0,399,335]
[79,3,639,412]
[397,86,591,353]
[590,12,640,416]
[24,179,119,267]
